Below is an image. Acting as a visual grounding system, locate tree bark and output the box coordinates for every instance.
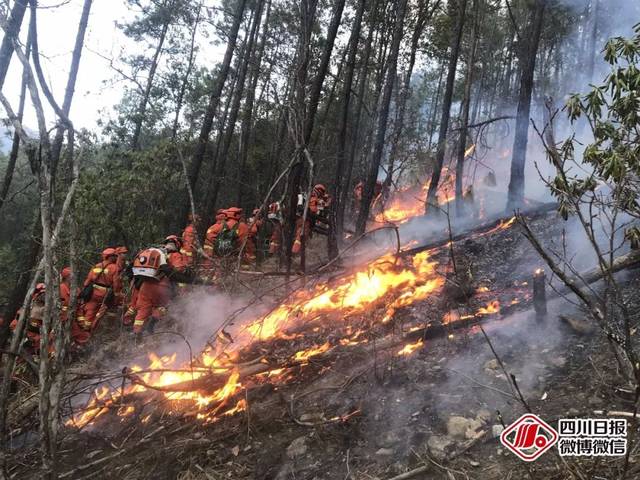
[206,0,263,214]
[171,2,203,141]
[50,0,93,175]
[237,0,271,206]
[0,0,28,89]
[329,0,366,256]
[187,0,248,195]
[425,0,467,213]
[383,0,436,189]
[355,0,408,236]
[454,0,480,217]
[506,0,546,210]
[130,3,170,152]
[0,31,30,215]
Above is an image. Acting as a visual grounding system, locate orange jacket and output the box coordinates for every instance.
[84,261,122,295]
[181,223,197,257]
[204,219,249,255]
[309,192,331,215]
[167,251,189,271]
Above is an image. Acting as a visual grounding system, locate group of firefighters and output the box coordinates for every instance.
[11,184,336,354]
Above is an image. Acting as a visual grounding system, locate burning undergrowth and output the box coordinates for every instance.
[63,207,542,435]
[22,202,628,480]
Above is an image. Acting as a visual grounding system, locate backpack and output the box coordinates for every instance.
[214,222,240,257]
[132,248,167,278]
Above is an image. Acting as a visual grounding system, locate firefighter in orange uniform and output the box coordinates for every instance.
[268,202,283,255]
[181,213,200,265]
[10,283,46,355]
[77,248,122,335]
[202,209,227,270]
[131,237,193,340]
[292,184,332,254]
[204,208,249,259]
[246,208,263,261]
[165,235,191,295]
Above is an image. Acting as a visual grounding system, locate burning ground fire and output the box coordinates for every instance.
[68,199,519,430]
[375,144,475,225]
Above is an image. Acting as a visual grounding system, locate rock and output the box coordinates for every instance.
[559,315,595,335]
[484,359,499,371]
[550,356,566,368]
[447,416,483,440]
[376,448,394,456]
[427,435,454,460]
[231,445,240,457]
[469,460,480,467]
[492,425,504,438]
[206,450,215,457]
[476,409,491,423]
[286,436,308,459]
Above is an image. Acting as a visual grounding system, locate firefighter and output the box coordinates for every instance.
[268,202,283,255]
[114,246,130,306]
[246,208,263,261]
[164,235,192,295]
[202,209,227,268]
[181,213,200,265]
[10,283,46,355]
[354,180,384,219]
[130,238,193,340]
[77,248,122,335]
[204,207,249,260]
[292,184,332,254]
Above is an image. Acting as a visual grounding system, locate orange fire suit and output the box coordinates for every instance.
[203,218,249,261]
[132,251,190,334]
[292,193,332,254]
[181,222,197,265]
[78,261,122,333]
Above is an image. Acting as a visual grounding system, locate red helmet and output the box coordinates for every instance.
[164,235,182,249]
[61,267,72,279]
[226,207,243,220]
[115,246,128,255]
[313,184,327,195]
[102,247,117,259]
[215,209,227,221]
[33,283,46,299]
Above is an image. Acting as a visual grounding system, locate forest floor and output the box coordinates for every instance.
[7,208,640,479]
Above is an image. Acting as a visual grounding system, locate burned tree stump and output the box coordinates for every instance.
[533,268,547,318]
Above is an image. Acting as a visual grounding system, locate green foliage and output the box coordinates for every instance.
[552,24,640,227]
[72,141,185,260]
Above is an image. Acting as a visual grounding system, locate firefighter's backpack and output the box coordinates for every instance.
[133,248,167,278]
[215,222,240,257]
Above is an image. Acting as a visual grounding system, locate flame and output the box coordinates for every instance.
[374,168,457,224]
[397,339,424,356]
[476,300,500,315]
[68,203,521,428]
[292,342,331,363]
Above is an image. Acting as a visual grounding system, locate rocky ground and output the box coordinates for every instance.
[6,207,640,479]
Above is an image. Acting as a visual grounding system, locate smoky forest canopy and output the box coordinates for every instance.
[0,0,636,316]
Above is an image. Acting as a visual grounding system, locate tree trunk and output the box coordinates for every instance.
[337,1,377,234]
[207,0,263,214]
[0,31,30,215]
[0,0,28,89]
[187,0,248,195]
[506,0,546,210]
[383,0,435,189]
[427,57,446,150]
[425,0,467,213]
[130,8,170,151]
[454,0,480,217]
[329,0,366,257]
[355,0,408,236]
[585,0,599,84]
[171,3,202,141]
[50,0,93,176]
[237,0,271,205]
